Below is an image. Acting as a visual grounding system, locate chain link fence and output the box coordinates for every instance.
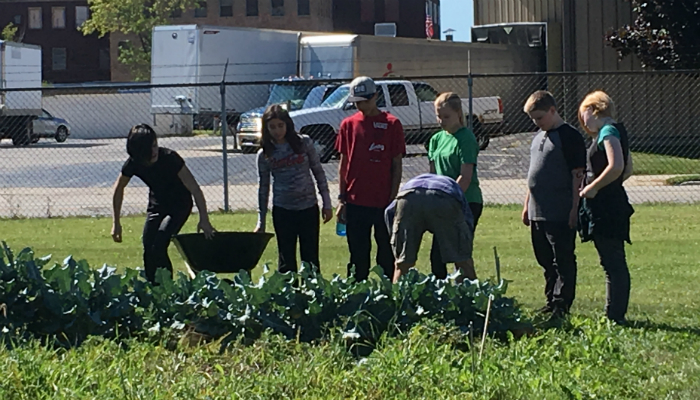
[1,70,699,218]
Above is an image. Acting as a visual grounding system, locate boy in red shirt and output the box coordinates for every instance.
[335,76,406,281]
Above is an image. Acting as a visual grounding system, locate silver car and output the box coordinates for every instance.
[32,109,71,143]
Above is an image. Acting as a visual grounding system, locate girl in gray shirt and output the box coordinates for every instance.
[255,104,333,273]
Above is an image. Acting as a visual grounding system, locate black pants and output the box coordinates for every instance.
[143,206,191,283]
[346,203,395,281]
[272,205,320,274]
[531,221,577,312]
[431,202,483,279]
[593,234,631,321]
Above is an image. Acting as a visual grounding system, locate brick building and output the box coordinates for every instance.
[0,0,110,83]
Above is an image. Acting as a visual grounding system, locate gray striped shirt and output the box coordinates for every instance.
[256,135,332,231]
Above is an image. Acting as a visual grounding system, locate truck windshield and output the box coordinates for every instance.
[320,86,350,109]
[267,83,315,111]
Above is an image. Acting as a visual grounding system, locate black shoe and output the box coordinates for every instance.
[610,317,628,327]
[537,305,555,314]
[549,307,569,321]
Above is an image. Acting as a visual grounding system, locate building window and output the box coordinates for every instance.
[360,0,374,22]
[220,0,233,16]
[52,7,66,29]
[99,48,110,70]
[170,8,182,18]
[271,0,284,16]
[194,1,207,17]
[385,0,399,22]
[297,0,310,16]
[246,0,258,16]
[52,48,67,70]
[28,8,42,29]
[75,6,89,28]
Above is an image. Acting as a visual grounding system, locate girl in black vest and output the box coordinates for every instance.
[578,91,634,325]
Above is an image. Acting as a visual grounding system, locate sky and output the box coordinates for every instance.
[440,0,474,42]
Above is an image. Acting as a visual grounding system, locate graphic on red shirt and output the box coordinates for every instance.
[369,143,385,152]
[335,112,406,208]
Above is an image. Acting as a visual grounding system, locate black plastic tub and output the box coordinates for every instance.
[172,232,274,277]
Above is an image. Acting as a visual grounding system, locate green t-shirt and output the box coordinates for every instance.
[597,124,621,150]
[428,127,483,204]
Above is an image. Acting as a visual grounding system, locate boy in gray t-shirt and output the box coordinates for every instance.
[522,91,586,319]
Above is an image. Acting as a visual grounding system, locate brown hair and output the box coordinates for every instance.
[261,104,303,158]
[434,92,465,125]
[524,90,557,114]
[578,90,616,134]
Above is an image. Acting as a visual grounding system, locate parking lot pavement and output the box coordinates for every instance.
[1,133,699,218]
[0,133,535,189]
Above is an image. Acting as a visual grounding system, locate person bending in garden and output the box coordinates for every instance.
[523,91,587,320]
[385,173,476,284]
[255,104,333,273]
[578,90,634,325]
[111,124,216,283]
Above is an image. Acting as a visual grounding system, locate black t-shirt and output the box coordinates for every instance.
[121,147,193,211]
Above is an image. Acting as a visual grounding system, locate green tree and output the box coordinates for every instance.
[81,0,197,81]
[2,22,18,41]
[606,0,700,70]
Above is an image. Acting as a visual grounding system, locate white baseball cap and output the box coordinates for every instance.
[347,76,377,102]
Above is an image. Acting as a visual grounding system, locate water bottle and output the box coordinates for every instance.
[336,222,347,237]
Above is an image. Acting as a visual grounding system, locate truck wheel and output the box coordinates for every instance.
[12,134,29,146]
[477,133,490,151]
[471,119,489,151]
[422,130,440,154]
[12,121,32,147]
[304,126,336,163]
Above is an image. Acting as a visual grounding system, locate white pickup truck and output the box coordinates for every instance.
[285,80,503,163]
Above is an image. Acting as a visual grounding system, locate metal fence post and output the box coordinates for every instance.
[468,51,473,131]
[220,60,230,213]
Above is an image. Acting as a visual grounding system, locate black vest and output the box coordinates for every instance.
[579,122,634,243]
[586,122,630,190]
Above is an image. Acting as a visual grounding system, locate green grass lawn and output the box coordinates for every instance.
[2,204,700,398]
[4,204,699,322]
[632,151,700,175]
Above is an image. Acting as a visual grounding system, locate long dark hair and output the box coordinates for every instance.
[261,104,303,158]
[126,124,157,165]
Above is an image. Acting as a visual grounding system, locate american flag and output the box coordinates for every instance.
[425,15,434,38]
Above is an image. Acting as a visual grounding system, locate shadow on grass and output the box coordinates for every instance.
[533,313,700,337]
[627,320,700,336]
